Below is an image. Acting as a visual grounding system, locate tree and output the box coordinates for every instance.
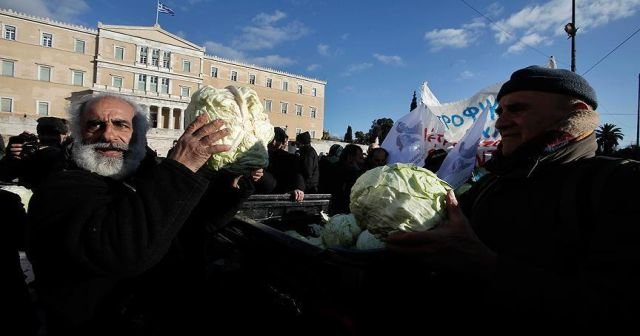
[344,125,353,143]
[410,90,417,112]
[367,118,394,144]
[354,131,368,144]
[322,130,330,140]
[596,123,624,155]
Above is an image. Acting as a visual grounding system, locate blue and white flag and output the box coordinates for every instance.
[158,2,175,15]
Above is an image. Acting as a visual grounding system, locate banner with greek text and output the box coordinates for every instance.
[383,82,503,168]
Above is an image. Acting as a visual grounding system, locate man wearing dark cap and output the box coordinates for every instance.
[386,66,640,331]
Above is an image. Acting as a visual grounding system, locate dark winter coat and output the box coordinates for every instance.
[259,148,305,194]
[296,145,319,193]
[1,190,38,336]
[26,153,213,336]
[459,129,640,330]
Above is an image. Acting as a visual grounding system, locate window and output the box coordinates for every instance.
[181,86,190,97]
[2,60,14,76]
[139,46,148,64]
[112,76,123,88]
[266,78,272,88]
[4,25,16,40]
[310,130,316,139]
[115,46,124,60]
[264,99,272,112]
[1,97,12,112]
[182,60,191,72]
[38,65,51,81]
[282,81,288,91]
[312,88,317,97]
[151,49,160,66]
[74,39,85,53]
[310,107,317,119]
[230,70,238,81]
[137,74,147,90]
[211,66,218,78]
[41,33,53,47]
[160,78,169,94]
[37,101,49,116]
[72,70,84,86]
[149,76,158,92]
[249,74,256,85]
[295,128,302,135]
[297,84,303,94]
[295,104,302,116]
[281,102,288,114]
[162,51,171,68]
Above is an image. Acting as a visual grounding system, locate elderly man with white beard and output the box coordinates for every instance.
[26,93,234,336]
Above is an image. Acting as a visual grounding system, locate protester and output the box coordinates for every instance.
[422,148,447,173]
[295,131,319,193]
[318,144,342,193]
[364,147,388,170]
[0,117,70,189]
[1,189,38,336]
[254,127,305,201]
[328,144,364,215]
[26,93,233,335]
[386,66,640,331]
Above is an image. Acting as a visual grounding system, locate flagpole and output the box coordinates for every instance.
[155,0,159,25]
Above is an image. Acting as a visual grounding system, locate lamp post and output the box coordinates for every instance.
[564,0,577,72]
[636,73,639,147]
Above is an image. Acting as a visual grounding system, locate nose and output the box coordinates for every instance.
[100,122,118,143]
[494,113,511,131]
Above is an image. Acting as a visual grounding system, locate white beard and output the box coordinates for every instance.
[72,140,146,180]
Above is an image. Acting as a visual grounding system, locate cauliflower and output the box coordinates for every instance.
[320,213,362,248]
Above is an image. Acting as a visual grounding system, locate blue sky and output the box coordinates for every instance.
[2,0,640,145]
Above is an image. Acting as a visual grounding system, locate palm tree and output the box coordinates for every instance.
[595,123,624,155]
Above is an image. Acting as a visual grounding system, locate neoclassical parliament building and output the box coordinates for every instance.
[0,8,326,154]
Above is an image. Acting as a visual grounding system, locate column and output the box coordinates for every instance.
[168,107,174,129]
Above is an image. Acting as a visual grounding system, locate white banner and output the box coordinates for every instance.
[436,105,489,189]
[383,82,503,168]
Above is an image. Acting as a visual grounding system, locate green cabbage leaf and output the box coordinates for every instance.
[350,163,451,237]
[184,85,274,174]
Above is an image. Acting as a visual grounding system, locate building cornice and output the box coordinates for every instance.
[0,7,97,34]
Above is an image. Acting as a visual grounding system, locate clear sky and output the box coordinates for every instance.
[2,0,639,146]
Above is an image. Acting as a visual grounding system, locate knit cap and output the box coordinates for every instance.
[497,66,597,109]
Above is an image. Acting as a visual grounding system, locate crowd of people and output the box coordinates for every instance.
[1,65,639,334]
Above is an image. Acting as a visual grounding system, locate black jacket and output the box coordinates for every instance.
[259,148,304,194]
[459,132,640,330]
[26,153,212,335]
[296,145,319,193]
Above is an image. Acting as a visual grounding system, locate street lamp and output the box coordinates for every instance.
[564,0,577,72]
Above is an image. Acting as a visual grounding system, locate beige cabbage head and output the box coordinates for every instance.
[350,163,451,237]
[184,85,274,174]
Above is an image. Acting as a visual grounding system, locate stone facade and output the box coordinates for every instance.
[0,8,326,155]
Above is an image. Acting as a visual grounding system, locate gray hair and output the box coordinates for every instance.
[67,93,150,144]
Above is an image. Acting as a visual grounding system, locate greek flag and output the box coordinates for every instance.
[158,2,175,15]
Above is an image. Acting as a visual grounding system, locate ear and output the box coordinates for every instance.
[571,100,590,111]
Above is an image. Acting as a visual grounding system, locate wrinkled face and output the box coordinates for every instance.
[495,91,569,156]
[81,97,135,157]
[73,97,144,180]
